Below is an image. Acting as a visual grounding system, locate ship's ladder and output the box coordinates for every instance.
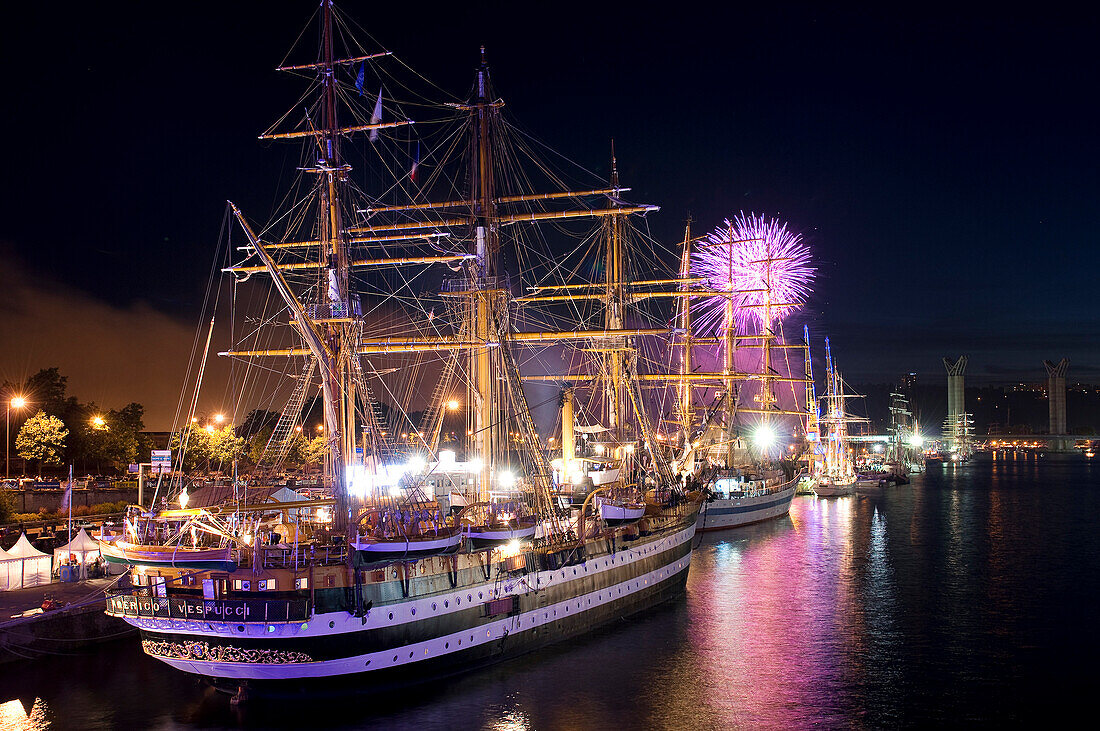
[258,356,317,470]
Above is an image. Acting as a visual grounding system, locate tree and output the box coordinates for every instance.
[170,424,246,472]
[0,490,13,524]
[248,426,275,465]
[238,409,281,439]
[16,411,69,477]
[302,436,327,471]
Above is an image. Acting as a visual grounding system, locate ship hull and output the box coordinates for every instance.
[697,476,798,531]
[813,480,854,497]
[114,514,697,684]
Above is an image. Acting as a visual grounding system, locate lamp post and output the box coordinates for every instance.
[6,395,27,479]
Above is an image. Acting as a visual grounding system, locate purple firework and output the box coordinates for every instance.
[690,212,814,335]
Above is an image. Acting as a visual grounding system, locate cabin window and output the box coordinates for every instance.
[202,579,216,600]
[151,575,167,598]
[295,578,309,590]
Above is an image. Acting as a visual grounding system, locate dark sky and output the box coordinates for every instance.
[2,1,1098,429]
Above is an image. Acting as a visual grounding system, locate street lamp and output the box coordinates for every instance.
[91,415,107,430]
[6,396,27,479]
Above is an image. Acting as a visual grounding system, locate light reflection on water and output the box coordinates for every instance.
[1,455,1095,729]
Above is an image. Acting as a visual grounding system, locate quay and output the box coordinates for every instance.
[0,577,135,664]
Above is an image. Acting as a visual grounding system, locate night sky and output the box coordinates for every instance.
[1,2,1097,429]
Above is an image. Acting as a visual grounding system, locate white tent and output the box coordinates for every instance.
[0,534,52,590]
[0,545,12,591]
[53,528,102,580]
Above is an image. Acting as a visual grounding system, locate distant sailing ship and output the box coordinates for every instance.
[103,1,700,693]
[670,217,813,531]
[812,340,865,497]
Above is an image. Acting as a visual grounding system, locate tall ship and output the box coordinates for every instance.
[812,340,865,497]
[103,1,700,694]
[671,216,813,531]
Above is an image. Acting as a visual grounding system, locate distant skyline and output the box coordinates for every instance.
[2,1,1097,429]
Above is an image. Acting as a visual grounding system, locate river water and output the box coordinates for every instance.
[2,453,1095,729]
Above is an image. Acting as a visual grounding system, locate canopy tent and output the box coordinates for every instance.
[0,545,10,591]
[53,528,102,580]
[0,534,51,590]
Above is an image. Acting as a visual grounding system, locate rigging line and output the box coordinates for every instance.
[169,204,231,441]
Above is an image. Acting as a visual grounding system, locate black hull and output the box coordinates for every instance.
[125,513,699,686]
[206,566,689,696]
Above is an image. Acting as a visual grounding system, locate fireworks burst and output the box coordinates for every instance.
[690,212,814,335]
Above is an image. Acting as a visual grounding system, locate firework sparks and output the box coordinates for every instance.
[690,213,814,335]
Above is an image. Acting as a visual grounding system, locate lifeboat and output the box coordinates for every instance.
[99,541,237,572]
[353,507,463,563]
[597,496,645,525]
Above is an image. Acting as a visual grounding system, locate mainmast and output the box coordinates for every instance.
[469,47,501,500]
[317,0,356,529]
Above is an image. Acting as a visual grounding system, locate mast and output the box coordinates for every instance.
[470,47,499,500]
[317,0,355,530]
[803,324,819,476]
[723,221,737,467]
[561,388,576,470]
[603,144,627,452]
[677,221,693,454]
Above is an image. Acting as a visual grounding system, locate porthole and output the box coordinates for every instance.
[411,608,417,616]
[432,603,437,611]
[365,660,371,667]
[409,651,414,658]
[478,592,483,599]
[445,642,449,649]
[237,625,245,632]
[444,600,449,608]
[468,594,472,602]
[389,612,394,620]
[393,655,398,662]
[329,621,335,628]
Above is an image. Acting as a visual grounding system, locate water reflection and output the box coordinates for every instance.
[2,457,1096,728]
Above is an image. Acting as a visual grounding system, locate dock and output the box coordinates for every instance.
[0,577,136,663]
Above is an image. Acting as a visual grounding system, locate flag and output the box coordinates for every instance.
[370,89,383,142]
[410,142,419,183]
[355,63,365,96]
[61,466,73,512]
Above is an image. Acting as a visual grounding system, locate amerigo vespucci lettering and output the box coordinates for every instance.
[142,639,313,664]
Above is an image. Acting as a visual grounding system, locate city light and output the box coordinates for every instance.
[6,395,28,478]
[214,413,225,424]
[753,425,776,449]
[447,399,460,411]
[91,416,107,429]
